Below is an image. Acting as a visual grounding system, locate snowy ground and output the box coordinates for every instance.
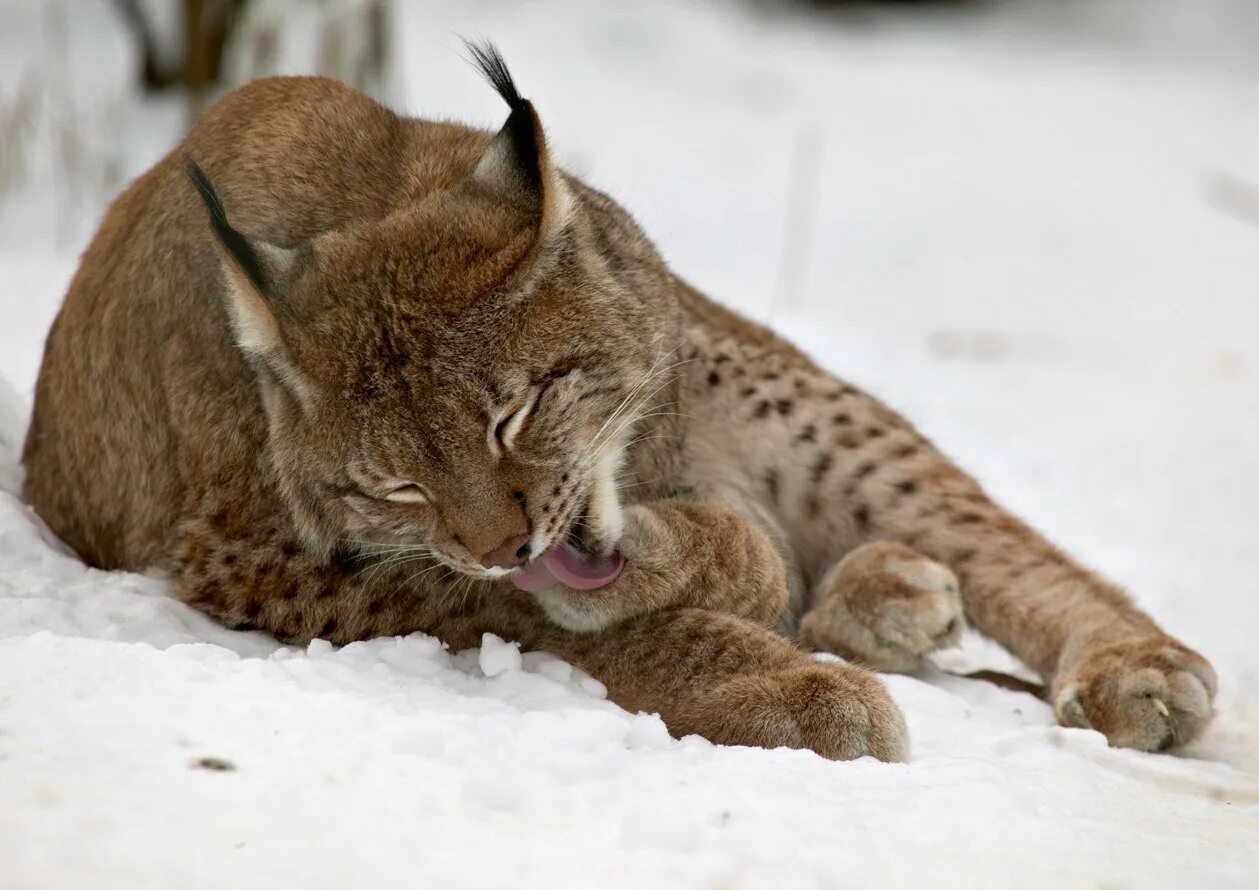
[2,1,1259,887]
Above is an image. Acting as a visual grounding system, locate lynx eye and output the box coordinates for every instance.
[490,389,541,453]
[382,482,430,504]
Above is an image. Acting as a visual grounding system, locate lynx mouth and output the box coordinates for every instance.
[509,540,624,592]
[510,501,625,592]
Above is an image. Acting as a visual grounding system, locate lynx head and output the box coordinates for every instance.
[188,45,679,581]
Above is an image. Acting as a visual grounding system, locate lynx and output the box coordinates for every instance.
[23,46,1215,760]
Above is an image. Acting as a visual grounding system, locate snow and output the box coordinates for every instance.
[2,0,1259,887]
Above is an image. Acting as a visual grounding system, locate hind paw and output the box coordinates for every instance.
[799,541,964,673]
[1052,636,1216,751]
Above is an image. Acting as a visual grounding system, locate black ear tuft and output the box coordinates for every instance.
[186,159,271,296]
[463,42,546,191]
[464,40,524,111]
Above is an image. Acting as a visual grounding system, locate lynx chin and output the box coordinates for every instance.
[23,44,1215,761]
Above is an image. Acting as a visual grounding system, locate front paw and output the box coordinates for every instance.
[700,661,910,762]
[1052,637,1217,751]
[532,585,629,633]
[532,500,788,633]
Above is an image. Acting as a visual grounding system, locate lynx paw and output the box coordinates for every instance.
[701,662,909,762]
[531,585,625,633]
[799,542,965,673]
[1053,637,1217,751]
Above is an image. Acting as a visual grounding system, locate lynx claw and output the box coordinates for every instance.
[1053,637,1216,752]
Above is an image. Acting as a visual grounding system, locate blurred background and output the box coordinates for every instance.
[0,0,1257,696]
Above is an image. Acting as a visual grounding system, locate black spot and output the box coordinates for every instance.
[221,552,237,567]
[853,505,871,530]
[832,413,852,426]
[281,582,300,600]
[191,756,236,772]
[713,353,731,364]
[707,371,722,387]
[775,399,794,416]
[318,618,338,639]
[795,424,817,444]
[793,378,807,391]
[367,598,386,615]
[953,548,977,565]
[853,461,877,479]
[754,400,772,419]
[892,444,919,460]
[762,372,780,382]
[866,427,886,439]
[810,454,833,484]
[194,580,222,604]
[764,469,780,503]
[243,599,261,619]
[740,386,757,398]
[328,544,356,572]
[956,512,984,524]
[560,473,569,483]
[894,480,918,496]
[280,542,300,560]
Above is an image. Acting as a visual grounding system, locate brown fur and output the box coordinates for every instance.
[23,57,1214,761]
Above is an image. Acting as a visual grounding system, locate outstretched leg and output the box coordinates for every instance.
[544,608,907,762]
[799,541,964,673]
[824,432,1216,751]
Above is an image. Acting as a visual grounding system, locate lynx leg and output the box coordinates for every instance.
[798,541,964,672]
[805,414,1215,750]
[547,608,908,762]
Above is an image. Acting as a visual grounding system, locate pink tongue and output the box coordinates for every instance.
[510,544,625,592]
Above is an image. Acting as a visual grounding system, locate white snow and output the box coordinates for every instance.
[2,1,1258,887]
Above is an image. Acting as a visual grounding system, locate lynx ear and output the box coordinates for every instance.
[186,161,298,360]
[465,42,571,244]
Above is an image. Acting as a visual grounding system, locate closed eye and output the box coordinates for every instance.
[383,482,430,504]
[490,389,541,453]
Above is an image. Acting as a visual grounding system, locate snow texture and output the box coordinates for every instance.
[2,1,1258,887]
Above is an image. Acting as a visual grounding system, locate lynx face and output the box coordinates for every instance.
[293,220,669,580]
[188,55,677,582]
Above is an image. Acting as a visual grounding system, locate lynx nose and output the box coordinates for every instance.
[481,534,531,570]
